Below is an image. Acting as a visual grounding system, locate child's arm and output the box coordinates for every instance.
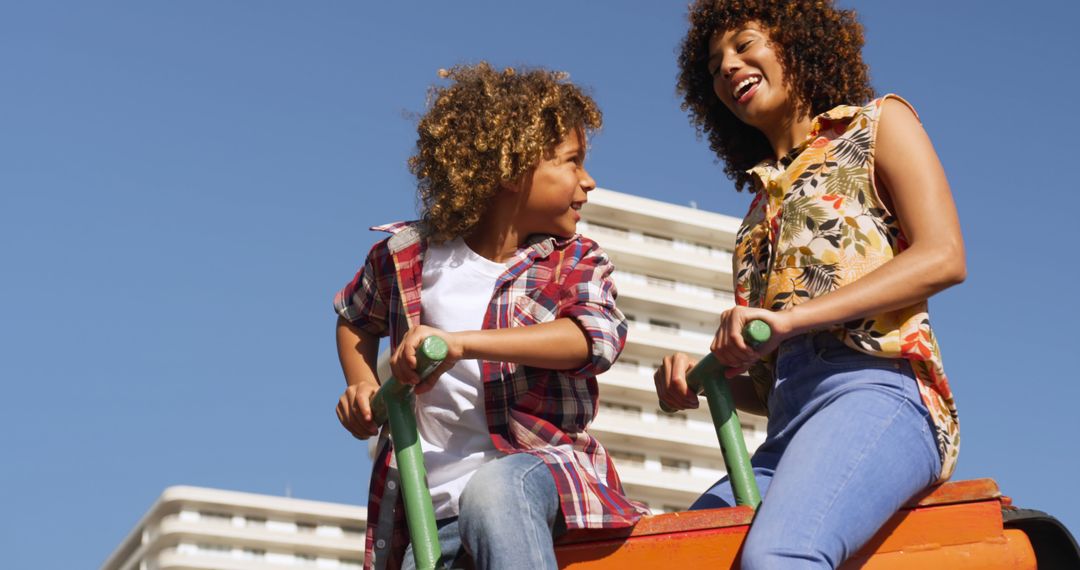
[391,319,590,394]
[653,352,769,416]
[392,241,626,394]
[335,317,383,438]
[333,240,392,438]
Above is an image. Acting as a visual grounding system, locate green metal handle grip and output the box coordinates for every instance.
[658,319,771,509]
[372,336,449,570]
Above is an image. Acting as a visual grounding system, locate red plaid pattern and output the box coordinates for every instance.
[334,222,645,569]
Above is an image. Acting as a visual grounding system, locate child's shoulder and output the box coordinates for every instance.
[364,220,424,256]
[549,233,614,274]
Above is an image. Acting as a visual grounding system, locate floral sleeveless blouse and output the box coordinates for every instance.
[735,95,959,481]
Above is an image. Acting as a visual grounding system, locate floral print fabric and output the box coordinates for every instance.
[735,95,959,481]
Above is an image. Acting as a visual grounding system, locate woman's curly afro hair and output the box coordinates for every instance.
[409,62,601,242]
[677,0,874,191]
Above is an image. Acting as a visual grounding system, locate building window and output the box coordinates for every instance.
[656,408,688,424]
[296,521,316,534]
[244,516,266,527]
[241,547,266,559]
[660,457,691,472]
[296,552,317,564]
[613,270,645,284]
[609,450,646,467]
[599,401,643,417]
[196,543,231,557]
[645,275,676,289]
[643,233,673,246]
[199,511,232,524]
[585,222,629,238]
[648,318,680,332]
[343,525,366,538]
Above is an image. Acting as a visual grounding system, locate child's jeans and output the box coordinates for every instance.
[401,452,564,570]
[690,332,943,569]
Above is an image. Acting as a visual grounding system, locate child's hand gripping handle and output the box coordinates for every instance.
[658,320,770,509]
[370,336,448,570]
[370,336,448,426]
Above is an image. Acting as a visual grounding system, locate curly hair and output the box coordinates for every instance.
[409,62,602,242]
[677,0,874,191]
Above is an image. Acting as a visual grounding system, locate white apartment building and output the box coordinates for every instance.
[104,188,762,568]
[579,188,766,513]
[101,486,367,570]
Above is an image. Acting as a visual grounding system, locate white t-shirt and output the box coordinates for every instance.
[416,238,507,519]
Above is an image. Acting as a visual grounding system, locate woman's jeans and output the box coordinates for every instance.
[690,332,943,569]
[401,452,564,570]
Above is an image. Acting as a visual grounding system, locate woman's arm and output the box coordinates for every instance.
[713,98,966,373]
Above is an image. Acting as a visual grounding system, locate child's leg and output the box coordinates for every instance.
[738,337,942,569]
[400,517,469,570]
[457,453,563,570]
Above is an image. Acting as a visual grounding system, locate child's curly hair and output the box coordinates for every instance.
[409,62,602,242]
[677,0,874,191]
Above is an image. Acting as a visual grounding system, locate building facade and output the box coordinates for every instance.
[579,188,764,512]
[104,188,760,567]
[102,486,367,570]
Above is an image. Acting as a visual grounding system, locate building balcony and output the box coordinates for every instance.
[590,411,720,457]
[613,463,719,507]
[623,321,712,362]
[155,546,362,570]
[582,188,741,247]
[613,275,733,325]
[150,515,364,558]
[581,224,733,287]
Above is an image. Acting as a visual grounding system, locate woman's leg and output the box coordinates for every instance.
[689,465,776,510]
[457,453,563,570]
[739,349,942,569]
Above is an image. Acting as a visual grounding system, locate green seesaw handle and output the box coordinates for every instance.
[369,336,449,570]
[658,320,771,509]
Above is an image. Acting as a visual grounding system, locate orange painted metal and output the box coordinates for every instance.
[554,479,1036,569]
[848,529,1036,569]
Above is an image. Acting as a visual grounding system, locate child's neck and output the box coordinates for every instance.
[464,209,521,263]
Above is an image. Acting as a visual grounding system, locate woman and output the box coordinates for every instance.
[653,2,965,567]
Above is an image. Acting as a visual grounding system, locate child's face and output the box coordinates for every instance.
[516,129,595,238]
[706,22,794,130]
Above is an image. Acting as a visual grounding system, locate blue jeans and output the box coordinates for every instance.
[401,453,564,570]
[690,332,942,569]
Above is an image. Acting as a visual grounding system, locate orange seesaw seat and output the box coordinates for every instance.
[554,478,1036,569]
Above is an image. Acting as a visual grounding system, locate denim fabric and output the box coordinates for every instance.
[400,517,469,570]
[690,332,942,569]
[401,453,564,570]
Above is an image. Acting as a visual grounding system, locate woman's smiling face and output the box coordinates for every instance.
[707,22,795,131]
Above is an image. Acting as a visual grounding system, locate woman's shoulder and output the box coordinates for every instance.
[813,95,922,145]
[861,94,921,125]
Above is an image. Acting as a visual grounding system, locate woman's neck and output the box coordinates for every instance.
[761,112,815,161]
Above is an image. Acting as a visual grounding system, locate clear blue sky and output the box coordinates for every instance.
[3,1,1078,567]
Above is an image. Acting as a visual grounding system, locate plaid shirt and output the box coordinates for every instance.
[334,221,645,570]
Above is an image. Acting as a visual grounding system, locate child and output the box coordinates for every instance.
[333,63,644,570]
[654,1,965,568]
